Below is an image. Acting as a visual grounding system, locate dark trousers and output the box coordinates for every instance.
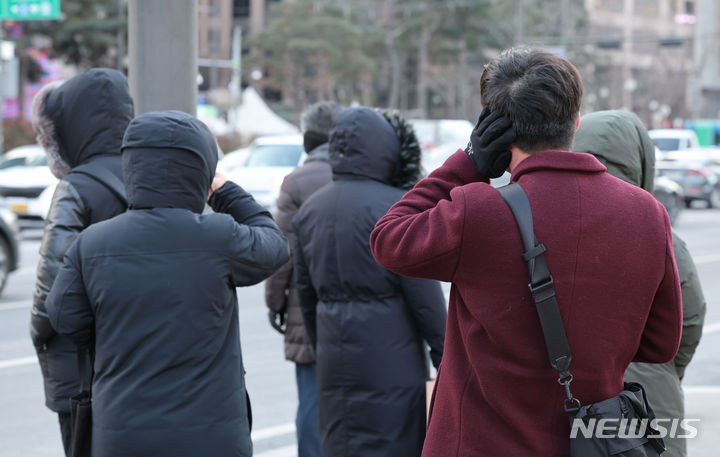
[296,362,322,457]
[58,412,72,457]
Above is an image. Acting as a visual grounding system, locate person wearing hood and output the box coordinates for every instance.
[292,106,447,457]
[44,110,289,457]
[29,68,133,455]
[265,101,340,457]
[574,110,706,457]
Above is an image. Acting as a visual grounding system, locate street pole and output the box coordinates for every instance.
[128,0,197,116]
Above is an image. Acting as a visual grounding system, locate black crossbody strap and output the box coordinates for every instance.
[71,163,128,206]
[76,346,91,394]
[497,182,580,412]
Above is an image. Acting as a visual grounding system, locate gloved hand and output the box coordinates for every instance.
[30,309,57,350]
[465,106,516,179]
[268,310,287,334]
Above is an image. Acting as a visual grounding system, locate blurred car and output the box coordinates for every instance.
[652,175,684,224]
[0,196,20,297]
[222,135,305,210]
[656,148,720,208]
[0,145,57,229]
[217,146,250,175]
[649,129,700,153]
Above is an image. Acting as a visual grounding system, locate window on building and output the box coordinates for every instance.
[685,0,695,15]
[234,0,250,17]
[209,30,220,54]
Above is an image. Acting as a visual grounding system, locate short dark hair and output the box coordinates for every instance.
[480,47,583,152]
[301,101,341,135]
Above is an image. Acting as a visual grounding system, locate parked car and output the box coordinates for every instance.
[656,148,720,208]
[0,145,57,229]
[222,135,305,210]
[649,129,700,153]
[0,196,20,297]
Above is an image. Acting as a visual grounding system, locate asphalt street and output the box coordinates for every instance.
[1,207,719,457]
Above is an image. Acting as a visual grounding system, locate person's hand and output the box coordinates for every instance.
[30,312,56,350]
[208,171,229,198]
[465,106,516,178]
[268,310,286,334]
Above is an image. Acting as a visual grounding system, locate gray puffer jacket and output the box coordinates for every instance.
[265,143,332,364]
[30,68,133,413]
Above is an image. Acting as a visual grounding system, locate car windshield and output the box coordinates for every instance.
[0,154,47,169]
[652,138,680,152]
[245,144,303,167]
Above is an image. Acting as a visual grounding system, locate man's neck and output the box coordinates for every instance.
[508,145,533,172]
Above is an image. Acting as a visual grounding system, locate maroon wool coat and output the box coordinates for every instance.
[370,150,682,457]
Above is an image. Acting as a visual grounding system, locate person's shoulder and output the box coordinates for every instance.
[71,211,131,255]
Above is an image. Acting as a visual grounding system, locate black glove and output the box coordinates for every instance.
[30,309,57,350]
[268,310,287,334]
[465,106,516,179]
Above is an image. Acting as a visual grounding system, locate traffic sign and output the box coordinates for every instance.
[0,0,61,21]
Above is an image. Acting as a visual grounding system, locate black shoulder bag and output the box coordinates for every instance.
[497,182,666,457]
[70,346,92,457]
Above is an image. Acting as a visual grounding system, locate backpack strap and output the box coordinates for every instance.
[497,182,580,413]
[71,162,127,206]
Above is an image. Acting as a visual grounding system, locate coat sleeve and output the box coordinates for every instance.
[370,150,485,282]
[670,231,706,379]
[292,223,318,347]
[45,238,93,347]
[399,276,447,369]
[209,181,290,287]
[634,211,683,364]
[264,176,300,313]
[31,180,88,349]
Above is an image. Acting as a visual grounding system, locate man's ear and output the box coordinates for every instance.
[575,115,581,132]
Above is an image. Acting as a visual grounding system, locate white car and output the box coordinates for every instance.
[0,145,57,229]
[222,135,305,211]
[649,129,700,153]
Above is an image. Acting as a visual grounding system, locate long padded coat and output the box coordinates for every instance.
[45,111,289,457]
[371,149,683,457]
[292,107,447,457]
[30,68,132,413]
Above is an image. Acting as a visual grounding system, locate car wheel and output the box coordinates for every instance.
[0,237,10,297]
[709,188,720,209]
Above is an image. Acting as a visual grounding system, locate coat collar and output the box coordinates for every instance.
[510,150,607,181]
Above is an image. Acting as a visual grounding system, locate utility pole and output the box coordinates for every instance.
[128,0,198,115]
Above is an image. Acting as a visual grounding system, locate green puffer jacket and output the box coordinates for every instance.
[574,110,707,457]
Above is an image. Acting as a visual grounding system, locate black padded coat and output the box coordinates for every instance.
[30,68,133,412]
[292,107,447,457]
[45,111,289,457]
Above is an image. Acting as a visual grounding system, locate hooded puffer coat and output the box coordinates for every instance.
[292,107,447,457]
[574,110,707,457]
[45,111,289,457]
[30,68,133,413]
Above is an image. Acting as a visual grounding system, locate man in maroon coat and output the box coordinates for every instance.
[370,48,682,456]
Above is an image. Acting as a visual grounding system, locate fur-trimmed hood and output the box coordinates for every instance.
[377,109,423,190]
[329,107,401,185]
[31,68,134,179]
